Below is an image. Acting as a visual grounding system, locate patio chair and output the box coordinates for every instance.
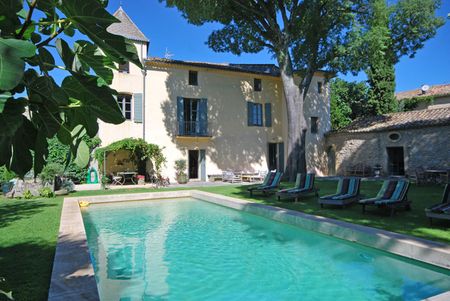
[248,171,283,196]
[111,173,123,185]
[318,177,361,208]
[425,184,450,225]
[359,179,410,216]
[277,173,318,202]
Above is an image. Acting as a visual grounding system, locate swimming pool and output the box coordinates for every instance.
[82,197,450,300]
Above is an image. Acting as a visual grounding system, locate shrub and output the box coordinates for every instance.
[0,166,17,183]
[39,163,64,185]
[39,187,55,198]
[23,190,33,199]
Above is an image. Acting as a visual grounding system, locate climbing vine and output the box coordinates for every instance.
[94,138,166,172]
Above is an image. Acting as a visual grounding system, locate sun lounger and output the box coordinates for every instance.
[249,171,283,195]
[247,171,276,195]
[276,173,304,194]
[425,184,450,225]
[359,179,410,216]
[276,173,318,202]
[318,177,361,208]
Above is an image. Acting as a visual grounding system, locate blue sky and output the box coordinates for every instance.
[107,0,449,92]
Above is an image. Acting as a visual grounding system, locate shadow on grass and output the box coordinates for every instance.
[0,242,56,301]
[0,200,57,228]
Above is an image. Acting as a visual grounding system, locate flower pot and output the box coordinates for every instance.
[176,174,188,184]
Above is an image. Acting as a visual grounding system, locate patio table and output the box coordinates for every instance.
[425,169,449,184]
[117,171,138,185]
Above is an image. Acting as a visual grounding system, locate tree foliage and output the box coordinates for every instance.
[344,0,444,114]
[0,0,141,178]
[330,79,369,130]
[94,138,166,173]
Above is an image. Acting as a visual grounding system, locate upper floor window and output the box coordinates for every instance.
[189,70,198,86]
[118,61,130,73]
[117,94,132,120]
[248,102,263,126]
[317,82,323,94]
[311,117,319,134]
[254,78,262,92]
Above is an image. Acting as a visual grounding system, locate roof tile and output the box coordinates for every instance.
[330,107,450,134]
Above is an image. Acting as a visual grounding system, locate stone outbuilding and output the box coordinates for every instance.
[325,107,450,177]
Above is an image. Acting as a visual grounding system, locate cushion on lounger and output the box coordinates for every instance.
[390,181,406,201]
[382,181,398,199]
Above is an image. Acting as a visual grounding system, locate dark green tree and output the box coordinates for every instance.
[330,79,369,130]
[347,0,444,115]
[161,0,360,180]
[0,0,141,178]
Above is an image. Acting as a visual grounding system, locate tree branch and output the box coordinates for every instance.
[36,26,66,48]
[16,0,37,39]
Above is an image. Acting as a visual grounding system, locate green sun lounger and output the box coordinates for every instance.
[319,177,361,208]
[425,184,450,225]
[276,173,318,202]
[248,171,283,196]
[359,179,410,216]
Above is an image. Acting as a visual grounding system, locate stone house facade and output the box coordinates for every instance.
[326,108,450,177]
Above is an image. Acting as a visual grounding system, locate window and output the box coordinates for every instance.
[388,132,401,142]
[248,102,263,126]
[177,97,208,136]
[310,117,319,134]
[189,70,198,86]
[117,94,132,120]
[254,78,262,92]
[317,82,323,94]
[118,61,129,73]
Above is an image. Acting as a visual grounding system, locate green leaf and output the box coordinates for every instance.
[74,40,115,84]
[58,0,142,68]
[73,139,89,168]
[0,0,22,35]
[0,92,12,113]
[0,38,36,90]
[33,131,49,176]
[38,47,55,71]
[10,117,36,178]
[62,74,125,124]
[56,38,75,70]
[0,98,26,137]
[0,136,12,166]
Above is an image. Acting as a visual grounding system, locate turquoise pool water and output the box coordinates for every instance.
[82,198,450,301]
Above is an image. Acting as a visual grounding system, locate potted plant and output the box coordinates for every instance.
[374,164,382,177]
[174,159,188,184]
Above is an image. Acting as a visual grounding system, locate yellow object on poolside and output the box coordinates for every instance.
[79,200,90,207]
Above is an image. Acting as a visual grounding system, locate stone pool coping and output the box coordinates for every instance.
[48,190,450,301]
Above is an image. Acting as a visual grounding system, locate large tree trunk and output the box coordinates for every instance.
[276,51,308,181]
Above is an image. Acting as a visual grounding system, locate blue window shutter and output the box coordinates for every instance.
[177,97,184,135]
[278,143,284,172]
[265,103,272,127]
[199,98,208,136]
[133,93,143,123]
[247,102,253,126]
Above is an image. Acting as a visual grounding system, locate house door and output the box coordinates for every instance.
[387,147,405,176]
[327,147,336,176]
[268,143,278,171]
[188,150,199,179]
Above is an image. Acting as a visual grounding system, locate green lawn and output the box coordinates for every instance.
[0,180,449,300]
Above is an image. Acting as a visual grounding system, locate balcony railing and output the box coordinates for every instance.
[177,121,211,137]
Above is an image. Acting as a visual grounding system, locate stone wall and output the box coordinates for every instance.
[326,125,450,176]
